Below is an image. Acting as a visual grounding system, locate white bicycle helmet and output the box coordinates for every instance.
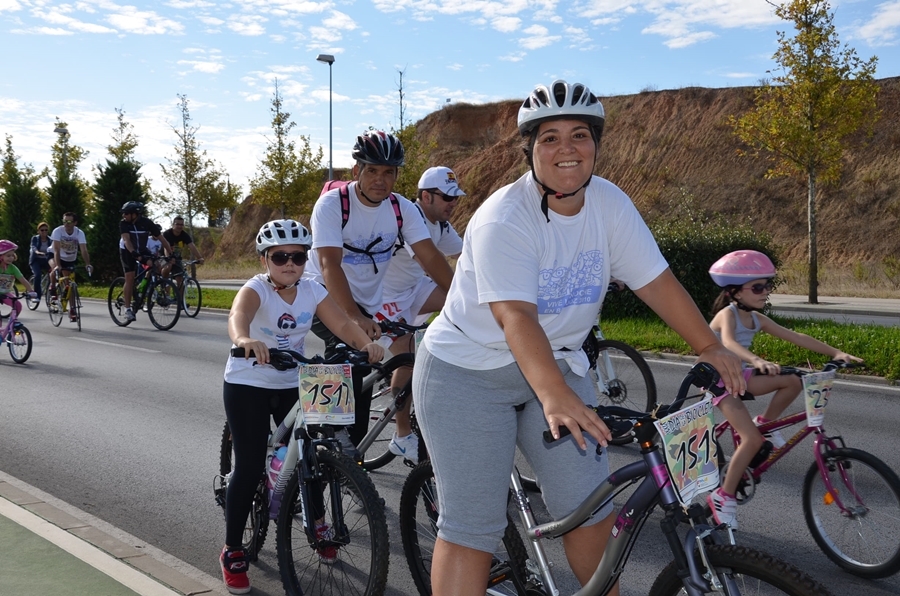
[256,219,312,254]
[517,80,605,137]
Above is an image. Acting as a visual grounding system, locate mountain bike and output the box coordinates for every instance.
[47,266,89,331]
[173,258,202,318]
[399,362,833,596]
[214,347,390,596]
[25,274,49,311]
[713,361,900,579]
[107,257,181,331]
[0,289,33,363]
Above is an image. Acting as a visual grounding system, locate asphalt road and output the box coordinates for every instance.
[2,299,900,595]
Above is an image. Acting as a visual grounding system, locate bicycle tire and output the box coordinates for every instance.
[25,276,41,310]
[649,544,834,596]
[361,355,415,471]
[48,294,63,326]
[399,460,529,596]
[276,449,389,596]
[7,323,32,364]
[107,277,132,326]
[147,278,181,331]
[71,285,81,331]
[182,277,202,317]
[802,447,900,578]
[592,339,656,446]
[218,423,268,560]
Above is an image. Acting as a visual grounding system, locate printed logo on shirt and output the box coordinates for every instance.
[278,313,297,330]
[537,250,605,314]
[342,232,398,266]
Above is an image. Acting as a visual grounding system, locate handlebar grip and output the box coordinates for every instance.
[543,426,572,444]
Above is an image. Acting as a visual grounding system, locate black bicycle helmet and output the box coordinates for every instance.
[121,201,143,215]
[352,131,405,167]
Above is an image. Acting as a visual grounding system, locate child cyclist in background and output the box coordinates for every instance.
[0,240,36,314]
[706,249,862,529]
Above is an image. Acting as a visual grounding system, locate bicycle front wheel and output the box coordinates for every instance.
[650,544,833,596]
[802,447,900,578]
[147,278,181,331]
[399,461,529,596]
[108,277,132,326]
[48,293,63,327]
[592,339,656,446]
[276,449,389,596]
[218,423,268,560]
[360,353,416,471]
[8,324,32,364]
[182,277,202,317]
[25,276,41,310]
[71,285,81,331]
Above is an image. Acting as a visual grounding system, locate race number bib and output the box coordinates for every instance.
[0,273,13,295]
[299,364,355,425]
[654,396,719,505]
[804,371,835,427]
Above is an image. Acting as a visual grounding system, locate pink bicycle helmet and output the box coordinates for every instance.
[0,239,18,255]
[709,250,776,287]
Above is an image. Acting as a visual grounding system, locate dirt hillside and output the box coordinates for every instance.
[217,78,900,264]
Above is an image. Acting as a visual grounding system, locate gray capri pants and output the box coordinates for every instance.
[413,344,613,554]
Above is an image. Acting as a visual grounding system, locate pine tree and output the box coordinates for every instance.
[91,160,146,281]
[0,136,43,266]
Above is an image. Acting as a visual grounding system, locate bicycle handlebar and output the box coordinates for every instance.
[230,345,373,371]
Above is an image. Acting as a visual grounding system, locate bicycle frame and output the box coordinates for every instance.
[356,352,415,456]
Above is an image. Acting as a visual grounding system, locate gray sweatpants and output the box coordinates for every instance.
[413,345,613,553]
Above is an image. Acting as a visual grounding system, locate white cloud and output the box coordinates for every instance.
[853,0,900,46]
[242,93,264,102]
[228,14,267,36]
[198,16,224,26]
[322,10,357,30]
[310,88,349,102]
[661,30,717,48]
[309,25,341,43]
[500,51,526,62]
[31,7,117,34]
[448,63,463,71]
[106,7,184,35]
[724,72,755,79]
[13,26,74,35]
[492,16,521,32]
[0,0,22,12]
[519,24,560,50]
[165,0,215,8]
[178,59,226,73]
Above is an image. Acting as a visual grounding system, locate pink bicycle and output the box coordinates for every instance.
[715,361,900,578]
[0,289,33,363]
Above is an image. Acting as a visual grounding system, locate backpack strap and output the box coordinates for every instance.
[389,193,405,255]
[340,184,351,230]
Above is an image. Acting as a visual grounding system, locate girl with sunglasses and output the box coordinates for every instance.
[706,249,861,529]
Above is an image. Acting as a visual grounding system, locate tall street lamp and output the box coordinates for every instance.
[53,126,69,177]
[316,54,335,181]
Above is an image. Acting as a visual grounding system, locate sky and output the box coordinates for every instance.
[1,0,898,210]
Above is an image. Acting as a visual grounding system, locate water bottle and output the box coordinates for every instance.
[267,445,288,518]
[137,276,148,294]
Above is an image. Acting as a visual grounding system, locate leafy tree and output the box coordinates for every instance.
[250,81,323,219]
[392,123,435,201]
[46,119,89,228]
[0,136,43,265]
[731,0,879,303]
[160,94,239,232]
[107,107,140,164]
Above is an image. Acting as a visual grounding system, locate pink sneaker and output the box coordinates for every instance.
[707,488,738,530]
[220,547,251,594]
[316,523,338,564]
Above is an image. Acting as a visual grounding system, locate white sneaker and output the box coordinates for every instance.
[389,432,419,464]
[707,488,739,530]
[754,416,786,449]
[334,428,361,462]
[124,309,136,322]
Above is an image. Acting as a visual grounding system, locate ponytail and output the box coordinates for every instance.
[709,286,741,318]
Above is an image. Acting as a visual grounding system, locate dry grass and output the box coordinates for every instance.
[198,257,262,280]
[778,260,900,298]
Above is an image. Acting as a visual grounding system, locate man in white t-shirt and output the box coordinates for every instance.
[49,212,92,320]
[377,166,465,326]
[305,131,454,461]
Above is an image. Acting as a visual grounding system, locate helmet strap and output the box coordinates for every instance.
[530,172,591,222]
[263,256,301,292]
[358,186,383,206]
[727,289,759,312]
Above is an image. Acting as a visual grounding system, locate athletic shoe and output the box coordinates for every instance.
[219,547,251,594]
[389,432,419,464]
[707,488,739,530]
[124,309,136,323]
[754,416,786,449]
[315,524,338,564]
[334,428,361,462]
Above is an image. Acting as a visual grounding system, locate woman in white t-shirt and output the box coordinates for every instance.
[219,219,384,595]
[412,80,746,596]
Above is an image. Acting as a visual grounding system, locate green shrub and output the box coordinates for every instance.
[603,192,780,321]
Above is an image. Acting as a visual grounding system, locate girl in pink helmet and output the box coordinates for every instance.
[705,249,861,529]
[0,240,36,316]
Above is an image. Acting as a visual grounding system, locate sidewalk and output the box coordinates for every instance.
[0,474,221,596]
[768,293,900,327]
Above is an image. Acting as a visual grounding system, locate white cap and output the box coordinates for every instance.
[417,166,466,197]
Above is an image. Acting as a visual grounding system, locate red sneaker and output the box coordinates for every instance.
[315,524,338,564]
[220,547,251,594]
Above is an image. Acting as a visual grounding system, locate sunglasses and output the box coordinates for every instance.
[269,251,308,266]
[63,220,75,224]
[39,228,48,232]
[744,281,775,295]
[431,191,460,203]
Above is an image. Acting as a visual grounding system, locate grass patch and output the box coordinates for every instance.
[602,315,900,381]
[77,284,238,311]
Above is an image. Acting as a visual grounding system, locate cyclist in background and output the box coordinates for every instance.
[29,222,51,302]
[0,240,36,315]
[220,219,384,595]
[706,250,862,529]
[48,213,93,320]
[162,215,204,283]
[305,130,453,458]
[375,165,465,462]
[412,79,744,596]
[119,201,171,323]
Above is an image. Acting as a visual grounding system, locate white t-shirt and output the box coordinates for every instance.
[224,274,329,389]
[423,173,668,373]
[147,237,162,256]
[50,226,87,262]
[304,183,431,315]
[383,202,463,297]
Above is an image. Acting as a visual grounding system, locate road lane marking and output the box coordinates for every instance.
[69,338,161,353]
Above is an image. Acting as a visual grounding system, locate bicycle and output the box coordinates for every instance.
[47,266,89,331]
[0,288,33,363]
[25,274,49,311]
[713,360,900,579]
[399,362,834,596]
[214,346,390,596]
[172,258,202,318]
[108,257,182,330]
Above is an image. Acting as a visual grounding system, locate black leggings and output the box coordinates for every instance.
[223,381,297,548]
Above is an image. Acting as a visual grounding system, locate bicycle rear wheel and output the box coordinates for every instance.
[217,423,268,560]
[108,277,132,326]
[7,323,32,364]
[802,447,900,578]
[361,354,415,471]
[650,544,834,595]
[71,285,81,331]
[182,277,201,317]
[276,449,389,596]
[147,278,181,331]
[593,339,657,446]
[399,461,529,596]
[25,276,42,310]
[48,292,63,327]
